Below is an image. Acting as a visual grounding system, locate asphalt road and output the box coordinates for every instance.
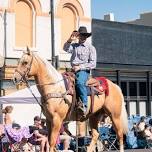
[107,149,152,152]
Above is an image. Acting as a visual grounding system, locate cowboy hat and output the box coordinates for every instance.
[78,26,91,37]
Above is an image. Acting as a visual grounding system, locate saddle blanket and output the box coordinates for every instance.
[87,77,109,96]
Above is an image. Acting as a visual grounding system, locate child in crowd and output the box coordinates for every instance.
[29,116,49,152]
[56,122,75,152]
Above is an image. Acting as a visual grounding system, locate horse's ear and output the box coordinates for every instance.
[26,46,31,55]
[23,46,31,55]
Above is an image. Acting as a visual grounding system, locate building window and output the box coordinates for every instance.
[130,102,137,116]
[151,82,152,96]
[121,81,127,96]
[129,82,137,96]
[139,102,146,116]
[15,1,33,47]
[139,82,147,96]
[61,6,77,48]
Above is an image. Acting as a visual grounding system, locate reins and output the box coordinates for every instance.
[24,77,71,108]
[14,52,72,111]
[25,80,43,108]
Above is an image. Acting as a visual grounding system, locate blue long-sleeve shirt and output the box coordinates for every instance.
[63,41,97,70]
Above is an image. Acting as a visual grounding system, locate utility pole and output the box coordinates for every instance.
[0,10,6,96]
[0,9,6,123]
[50,0,56,68]
[4,10,6,65]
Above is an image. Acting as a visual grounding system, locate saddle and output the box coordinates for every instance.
[63,72,109,95]
[62,72,109,118]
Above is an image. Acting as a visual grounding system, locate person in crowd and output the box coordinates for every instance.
[0,106,14,138]
[57,122,74,151]
[2,105,14,125]
[131,122,138,136]
[33,116,41,128]
[29,116,49,152]
[144,124,152,140]
[0,106,14,141]
[40,118,47,130]
[0,105,33,151]
[149,119,152,126]
[98,114,112,128]
[103,115,112,128]
[136,116,146,132]
[63,26,97,116]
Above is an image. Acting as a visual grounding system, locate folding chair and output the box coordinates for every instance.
[0,139,11,152]
[126,131,138,149]
[98,126,118,151]
[108,127,118,150]
[136,131,147,149]
[28,134,41,152]
[1,133,20,152]
[132,115,141,124]
[145,139,152,150]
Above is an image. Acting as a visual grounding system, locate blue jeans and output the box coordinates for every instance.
[75,70,90,107]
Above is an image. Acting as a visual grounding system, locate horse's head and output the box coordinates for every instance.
[13,47,34,85]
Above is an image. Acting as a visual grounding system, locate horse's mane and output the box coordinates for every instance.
[35,53,64,86]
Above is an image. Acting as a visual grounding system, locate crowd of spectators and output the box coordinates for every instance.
[0,106,76,152]
[0,106,50,152]
[127,115,152,149]
[1,106,152,151]
[131,116,152,140]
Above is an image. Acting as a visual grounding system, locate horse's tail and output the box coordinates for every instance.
[121,97,128,134]
[115,84,128,134]
[120,88,128,134]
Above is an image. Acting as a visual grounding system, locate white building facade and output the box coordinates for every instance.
[0,0,91,61]
[0,0,92,125]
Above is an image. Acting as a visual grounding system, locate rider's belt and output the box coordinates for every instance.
[76,70,90,73]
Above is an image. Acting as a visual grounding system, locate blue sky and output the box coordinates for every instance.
[91,0,152,22]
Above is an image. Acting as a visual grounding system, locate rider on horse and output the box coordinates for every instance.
[63,26,97,116]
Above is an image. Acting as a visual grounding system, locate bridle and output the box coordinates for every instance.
[14,52,72,110]
[14,53,34,84]
[14,53,44,108]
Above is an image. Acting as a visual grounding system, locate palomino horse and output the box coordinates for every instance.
[13,48,128,152]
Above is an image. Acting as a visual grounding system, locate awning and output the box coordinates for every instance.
[0,54,4,68]
[0,85,41,104]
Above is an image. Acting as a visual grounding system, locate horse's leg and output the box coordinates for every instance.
[46,119,51,150]
[111,116,124,152]
[87,114,100,152]
[46,114,63,152]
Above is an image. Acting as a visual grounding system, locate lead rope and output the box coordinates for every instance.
[25,80,43,119]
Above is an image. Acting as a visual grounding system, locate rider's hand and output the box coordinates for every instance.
[67,31,79,43]
[72,65,80,72]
